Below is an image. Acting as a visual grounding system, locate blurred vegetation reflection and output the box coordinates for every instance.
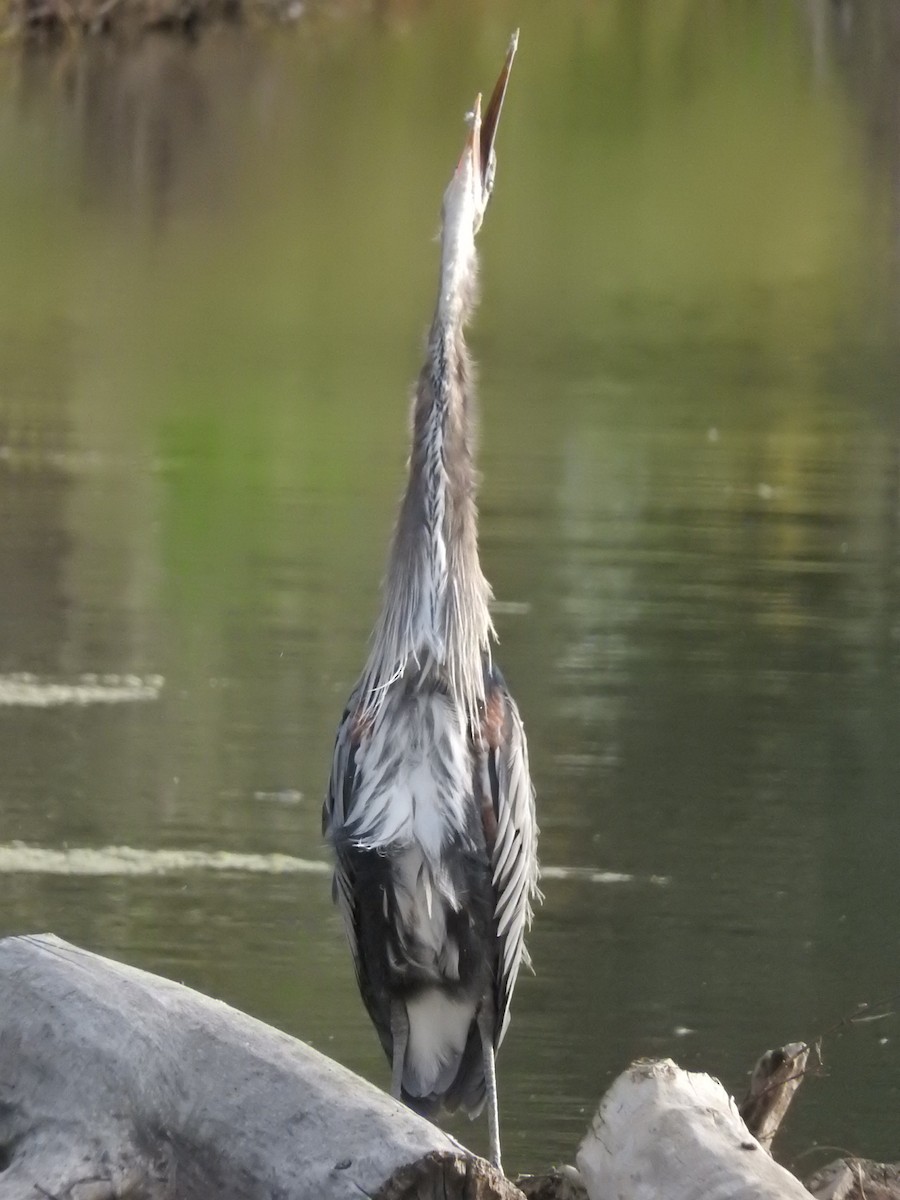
[1,0,899,1173]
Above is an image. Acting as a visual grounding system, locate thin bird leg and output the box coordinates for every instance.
[477,1006,502,1173]
[389,1000,409,1101]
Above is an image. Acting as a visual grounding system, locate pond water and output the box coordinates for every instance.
[1,0,899,1176]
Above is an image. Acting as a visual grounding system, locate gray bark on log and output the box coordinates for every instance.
[0,933,519,1200]
[516,1167,587,1200]
[806,1159,900,1200]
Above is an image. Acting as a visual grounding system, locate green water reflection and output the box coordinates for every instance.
[1,0,899,1172]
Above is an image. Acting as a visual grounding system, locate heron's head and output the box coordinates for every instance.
[438,31,518,319]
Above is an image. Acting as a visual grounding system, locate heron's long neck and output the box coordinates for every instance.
[363,302,494,716]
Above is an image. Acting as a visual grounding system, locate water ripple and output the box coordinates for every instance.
[0,673,164,707]
[0,843,329,876]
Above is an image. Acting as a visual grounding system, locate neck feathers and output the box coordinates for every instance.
[437,214,477,327]
[362,254,494,719]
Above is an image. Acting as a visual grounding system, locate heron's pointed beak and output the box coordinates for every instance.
[451,29,518,206]
[479,29,518,181]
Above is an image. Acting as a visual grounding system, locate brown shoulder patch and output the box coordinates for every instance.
[349,708,373,743]
[481,686,505,750]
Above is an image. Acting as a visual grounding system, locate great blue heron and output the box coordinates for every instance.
[323,32,538,1173]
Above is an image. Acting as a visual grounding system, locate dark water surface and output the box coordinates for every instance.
[2,0,899,1174]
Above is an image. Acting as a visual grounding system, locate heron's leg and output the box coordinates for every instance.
[477,1007,502,1173]
[389,1000,409,1102]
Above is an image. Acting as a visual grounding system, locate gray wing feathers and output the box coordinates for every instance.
[490,694,540,1046]
[324,706,362,976]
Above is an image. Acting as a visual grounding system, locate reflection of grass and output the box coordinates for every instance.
[0,0,430,41]
[0,0,480,41]
[0,0,887,661]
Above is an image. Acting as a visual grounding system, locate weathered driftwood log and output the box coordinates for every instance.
[739,1041,810,1151]
[4,933,890,1200]
[806,1158,900,1200]
[575,1058,813,1200]
[0,934,521,1200]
